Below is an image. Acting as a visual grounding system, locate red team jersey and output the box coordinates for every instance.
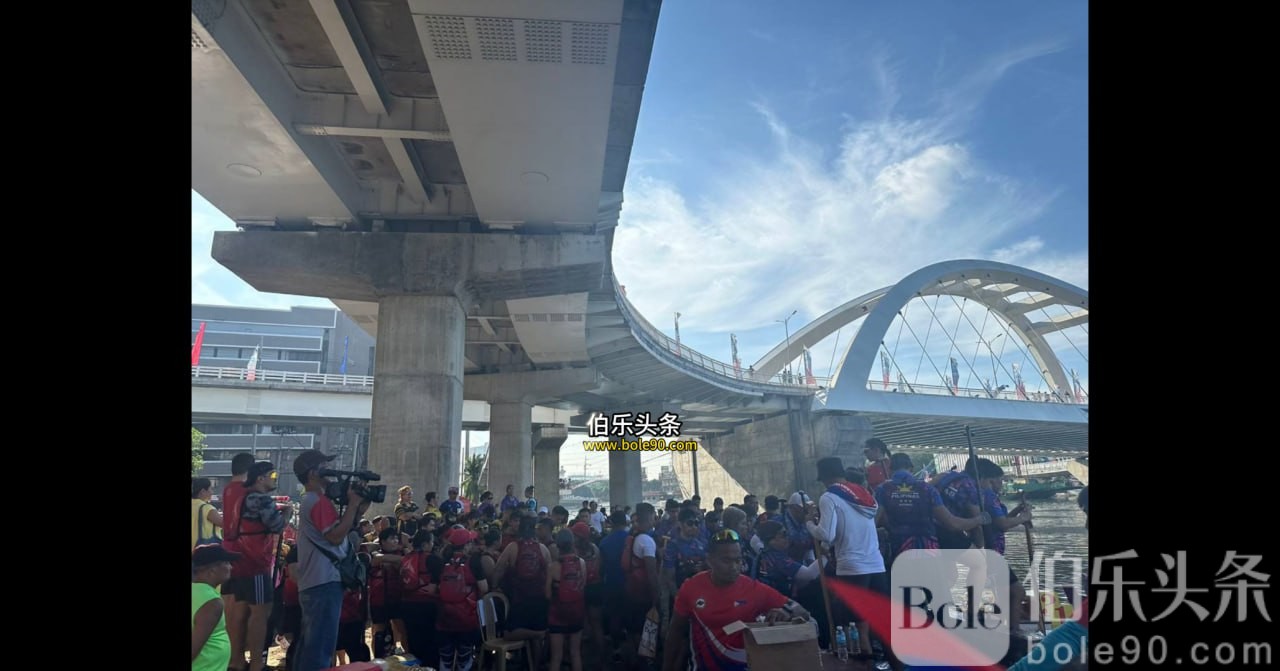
[674,573,789,671]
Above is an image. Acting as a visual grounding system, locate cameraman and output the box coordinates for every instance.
[292,450,371,671]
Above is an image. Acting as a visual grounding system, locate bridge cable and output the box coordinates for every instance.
[891,299,910,364]
[826,326,842,379]
[912,295,942,382]
[1034,303,1089,365]
[918,289,987,396]
[882,339,913,393]
[896,300,951,395]
[946,288,1050,394]
[964,300,992,391]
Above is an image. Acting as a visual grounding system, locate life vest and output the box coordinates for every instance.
[879,476,938,543]
[400,551,434,603]
[622,533,652,603]
[510,539,547,600]
[437,553,479,630]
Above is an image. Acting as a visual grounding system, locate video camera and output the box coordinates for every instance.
[319,468,387,507]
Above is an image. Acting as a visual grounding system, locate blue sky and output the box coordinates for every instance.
[193,1,1088,478]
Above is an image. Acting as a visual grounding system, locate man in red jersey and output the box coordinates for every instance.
[220,453,256,605]
[224,461,289,671]
[663,529,811,671]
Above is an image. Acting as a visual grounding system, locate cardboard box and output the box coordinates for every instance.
[727,620,823,671]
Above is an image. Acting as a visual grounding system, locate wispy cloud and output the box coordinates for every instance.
[615,40,1086,376]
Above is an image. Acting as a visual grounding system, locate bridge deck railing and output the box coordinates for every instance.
[612,278,826,390]
[866,379,1087,405]
[192,365,374,388]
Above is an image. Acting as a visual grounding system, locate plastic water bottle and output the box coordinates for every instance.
[834,626,849,662]
[848,622,861,655]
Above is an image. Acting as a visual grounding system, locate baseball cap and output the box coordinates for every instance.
[787,492,809,507]
[246,461,277,485]
[570,522,591,540]
[446,528,478,546]
[539,506,549,514]
[293,450,337,481]
[192,544,241,567]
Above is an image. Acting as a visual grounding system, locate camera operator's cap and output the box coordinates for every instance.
[446,528,477,546]
[192,544,241,567]
[246,461,277,485]
[292,450,337,482]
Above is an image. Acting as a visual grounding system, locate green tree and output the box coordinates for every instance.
[462,454,486,503]
[192,427,206,476]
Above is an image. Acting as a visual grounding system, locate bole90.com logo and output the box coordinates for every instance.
[890,550,1012,667]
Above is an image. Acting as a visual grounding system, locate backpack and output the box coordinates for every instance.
[556,555,586,604]
[314,540,368,591]
[439,555,474,605]
[438,554,479,629]
[400,552,432,602]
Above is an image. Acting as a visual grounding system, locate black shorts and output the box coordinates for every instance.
[507,596,549,632]
[584,583,605,608]
[225,574,273,605]
[549,624,583,635]
[370,603,401,624]
[622,598,652,635]
[831,572,888,623]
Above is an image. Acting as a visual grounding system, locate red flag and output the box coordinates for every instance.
[191,321,206,366]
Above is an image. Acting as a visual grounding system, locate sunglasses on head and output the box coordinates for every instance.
[711,529,741,543]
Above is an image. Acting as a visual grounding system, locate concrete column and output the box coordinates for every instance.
[608,436,643,509]
[533,425,569,510]
[534,448,560,510]
[488,401,534,502]
[367,295,465,514]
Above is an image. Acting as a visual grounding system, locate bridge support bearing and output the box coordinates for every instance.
[533,425,568,510]
[608,435,643,510]
[488,401,534,505]
[367,294,465,514]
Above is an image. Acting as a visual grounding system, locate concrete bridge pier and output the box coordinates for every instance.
[369,294,466,509]
[608,438,643,511]
[488,401,533,507]
[211,230,607,515]
[533,425,569,510]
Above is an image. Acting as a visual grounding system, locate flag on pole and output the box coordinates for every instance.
[949,357,960,394]
[730,333,741,377]
[1071,369,1084,403]
[881,350,891,389]
[803,347,815,385]
[191,322,207,366]
[1013,363,1026,400]
[340,336,350,375]
[246,345,260,382]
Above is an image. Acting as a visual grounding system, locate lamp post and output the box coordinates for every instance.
[776,310,797,380]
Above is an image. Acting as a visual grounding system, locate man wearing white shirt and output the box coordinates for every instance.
[806,457,887,661]
[587,500,605,534]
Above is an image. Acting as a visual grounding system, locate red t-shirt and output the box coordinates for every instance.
[865,460,891,489]
[674,573,789,671]
[220,481,247,538]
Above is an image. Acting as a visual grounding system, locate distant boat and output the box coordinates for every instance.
[1004,474,1084,500]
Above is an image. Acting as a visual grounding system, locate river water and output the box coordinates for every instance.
[1000,497,1089,580]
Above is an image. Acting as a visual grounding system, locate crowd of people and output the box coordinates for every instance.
[193,438,1087,671]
